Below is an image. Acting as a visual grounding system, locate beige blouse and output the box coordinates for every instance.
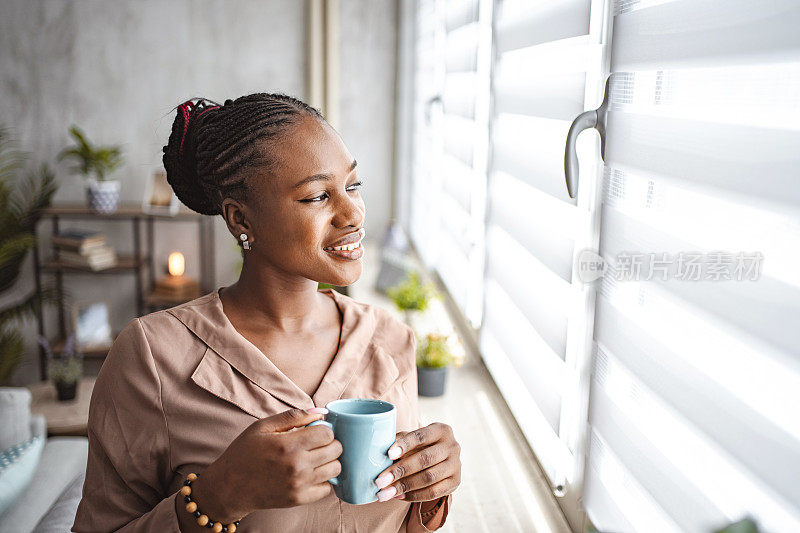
[72,288,451,532]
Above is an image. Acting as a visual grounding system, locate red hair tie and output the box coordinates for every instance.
[177,100,220,157]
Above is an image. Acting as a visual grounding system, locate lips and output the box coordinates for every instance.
[323,228,365,250]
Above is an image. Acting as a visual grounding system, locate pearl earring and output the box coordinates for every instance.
[239,233,251,250]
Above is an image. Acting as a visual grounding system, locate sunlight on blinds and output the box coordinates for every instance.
[584,0,800,530]
[479,0,602,502]
[409,0,488,326]
[590,345,800,531]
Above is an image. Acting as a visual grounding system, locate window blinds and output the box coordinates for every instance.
[479,0,602,496]
[582,1,800,531]
[409,0,443,269]
[409,0,490,327]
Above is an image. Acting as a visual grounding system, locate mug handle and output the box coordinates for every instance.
[306,420,339,486]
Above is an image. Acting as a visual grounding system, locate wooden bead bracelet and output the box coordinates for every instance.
[179,473,241,532]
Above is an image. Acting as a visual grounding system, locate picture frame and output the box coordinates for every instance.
[71,300,113,351]
[142,170,180,215]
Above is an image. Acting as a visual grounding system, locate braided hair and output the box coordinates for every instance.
[162,93,325,217]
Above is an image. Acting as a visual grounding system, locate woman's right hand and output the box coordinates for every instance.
[189,408,342,523]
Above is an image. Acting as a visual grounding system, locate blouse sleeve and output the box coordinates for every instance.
[395,322,453,532]
[72,318,181,532]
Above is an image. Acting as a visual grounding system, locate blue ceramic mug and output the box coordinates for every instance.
[307,398,396,505]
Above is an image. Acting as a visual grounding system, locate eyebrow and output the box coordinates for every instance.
[293,159,358,189]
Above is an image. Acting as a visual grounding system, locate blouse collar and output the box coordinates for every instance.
[167,287,378,410]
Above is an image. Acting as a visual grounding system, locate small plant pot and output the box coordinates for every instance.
[86,178,120,214]
[417,366,448,397]
[54,380,78,402]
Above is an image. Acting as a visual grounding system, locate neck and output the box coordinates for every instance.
[220,257,326,334]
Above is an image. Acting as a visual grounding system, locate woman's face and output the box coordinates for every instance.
[232,115,366,287]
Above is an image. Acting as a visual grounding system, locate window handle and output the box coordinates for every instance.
[564,76,610,199]
[425,95,443,125]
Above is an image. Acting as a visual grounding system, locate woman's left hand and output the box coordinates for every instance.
[374,423,461,502]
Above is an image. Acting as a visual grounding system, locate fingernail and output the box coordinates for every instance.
[388,446,402,460]
[307,407,328,414]
[375,472,393,490]
[376,486,397,502]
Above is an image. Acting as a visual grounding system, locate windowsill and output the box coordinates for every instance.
[350,239,573,532]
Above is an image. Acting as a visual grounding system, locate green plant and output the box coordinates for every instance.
[387,271,438,313]
[0,127,65,384]
[49,357,83,383]
[714,518,760,533]
[48,357,83,383]
[416,332,456,369]
[58,125,123,182]
[39,333,83,384]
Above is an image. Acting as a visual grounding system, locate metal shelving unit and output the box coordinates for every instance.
[32,203,215,380]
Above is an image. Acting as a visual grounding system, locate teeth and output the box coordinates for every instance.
[325,240,362,252]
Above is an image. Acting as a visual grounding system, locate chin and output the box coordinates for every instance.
[319,264,363,287]
[335,270,363,287]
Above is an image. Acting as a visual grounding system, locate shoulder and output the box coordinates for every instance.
[334,290,417,373]
[371,305,417,377]
[371,304,416,353]
[104,292,215,376]
[109,311,189,357]
[334,290,415,351]
[127,290,218,348]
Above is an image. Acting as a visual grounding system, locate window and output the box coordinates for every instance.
[409,0,490,327]
[404,0,800,530]
[584,1,800,530]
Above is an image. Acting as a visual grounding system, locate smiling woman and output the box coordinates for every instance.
[72,93,459,533]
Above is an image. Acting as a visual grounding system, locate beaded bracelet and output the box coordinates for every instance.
[179,473,241,532]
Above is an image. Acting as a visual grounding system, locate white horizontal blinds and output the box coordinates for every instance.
[409,0,487,326]
[433,0,489,327]
[583,1,800,531]
[409,0,445,267]
[480,0,597,485]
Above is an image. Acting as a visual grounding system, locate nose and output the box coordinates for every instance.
[330,190,365,228]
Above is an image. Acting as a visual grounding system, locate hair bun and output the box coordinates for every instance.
[162,99,221,215]
[224,99,233,106]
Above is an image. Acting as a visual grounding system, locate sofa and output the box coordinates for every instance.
[0,387,88,532]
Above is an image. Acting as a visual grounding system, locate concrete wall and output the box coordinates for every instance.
[338,0,398,232]
[0,0,397,385]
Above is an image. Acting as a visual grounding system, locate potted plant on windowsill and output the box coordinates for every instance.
[58,125,124,214]
[387,271,438,335]
[416,331,459,397]
[38,333,83,401]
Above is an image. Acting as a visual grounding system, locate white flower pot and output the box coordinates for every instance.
[86,179,120,214]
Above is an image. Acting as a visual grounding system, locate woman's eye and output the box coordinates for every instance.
[304,192,328,202]
[301,181,363,203]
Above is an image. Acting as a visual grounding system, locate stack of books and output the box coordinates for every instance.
[52,230,117,271]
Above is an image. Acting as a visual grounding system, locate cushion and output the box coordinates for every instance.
[33,470,86,532]
[0,387,32,451]
[0,436,88,530]
[0,434,45,515]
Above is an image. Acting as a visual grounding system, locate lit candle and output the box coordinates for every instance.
[168,252,185,277]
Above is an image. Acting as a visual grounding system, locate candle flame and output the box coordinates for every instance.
[168,252,185,276]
